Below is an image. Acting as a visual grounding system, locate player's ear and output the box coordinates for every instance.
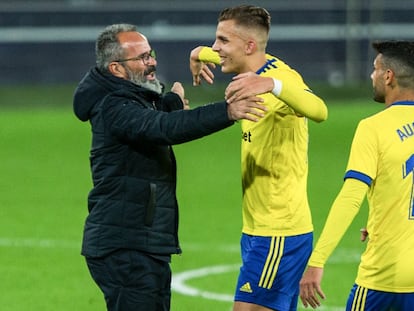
[384,69,395,86]
[245,39,257,55]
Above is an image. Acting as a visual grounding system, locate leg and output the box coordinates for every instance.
[233,301,275,311]
[85,249,171,311]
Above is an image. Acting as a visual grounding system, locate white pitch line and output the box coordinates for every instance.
[172,264,238,302]
[0,237,363,267]
[0,237,363,265]
[0,237,80,249]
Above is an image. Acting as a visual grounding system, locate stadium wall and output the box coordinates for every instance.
[1,0,414,86]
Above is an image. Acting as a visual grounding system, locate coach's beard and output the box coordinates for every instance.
[140,78,163,95]
[126,65,163,95]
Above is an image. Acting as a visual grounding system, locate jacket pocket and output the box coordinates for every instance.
[144,183,157,226]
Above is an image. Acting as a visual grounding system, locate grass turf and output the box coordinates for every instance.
[0,83,380,310]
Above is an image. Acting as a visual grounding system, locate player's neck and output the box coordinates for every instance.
[386,89,414,106]
[240,53,267,74]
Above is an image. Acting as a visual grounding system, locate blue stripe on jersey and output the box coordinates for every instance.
[344,170,373,186]
[256,58,278,74]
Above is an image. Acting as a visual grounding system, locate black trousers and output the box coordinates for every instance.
[86,249,171,311]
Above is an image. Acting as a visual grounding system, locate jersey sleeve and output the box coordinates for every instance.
[259,59,327,122]
[198,46,221,65]
[278,74,328,122]
[344,119,378,184]
[307,178,368,267]
[198,48,327,122]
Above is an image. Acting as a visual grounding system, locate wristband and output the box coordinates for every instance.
[272,78,282,96]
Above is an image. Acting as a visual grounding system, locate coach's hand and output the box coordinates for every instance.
[171,82,190,110]
[299,266,326,309]
[226,96,266,122]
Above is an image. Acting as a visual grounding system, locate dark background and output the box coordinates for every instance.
[1,0,414,86]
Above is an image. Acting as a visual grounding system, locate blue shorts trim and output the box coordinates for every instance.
[234,232,313,311]
[347,284,414,311]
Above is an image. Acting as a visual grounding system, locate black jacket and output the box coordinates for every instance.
[73,67,233,258]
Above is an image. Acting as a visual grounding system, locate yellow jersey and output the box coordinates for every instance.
[309,102,414,292]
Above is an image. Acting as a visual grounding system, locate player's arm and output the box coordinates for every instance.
[277,73,327,122]
[308,178,368,267]
[189,46,218,86]
[299,178,368,308]
[225,72,328,122]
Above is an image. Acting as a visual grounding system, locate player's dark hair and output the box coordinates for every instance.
[372,41,414,68]
[218,5,271,35]
[372,41,414,88]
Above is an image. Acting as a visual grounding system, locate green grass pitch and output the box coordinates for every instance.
[0,83,380,310]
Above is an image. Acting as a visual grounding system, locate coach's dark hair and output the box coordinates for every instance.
[372,41,414,88]
[96,24,138,72]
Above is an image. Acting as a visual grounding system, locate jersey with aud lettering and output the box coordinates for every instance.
[199,47,320,236]
[344,101,414,292]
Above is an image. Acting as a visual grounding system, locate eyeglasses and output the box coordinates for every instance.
[115,49,156,65]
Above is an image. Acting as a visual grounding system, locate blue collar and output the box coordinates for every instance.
[256,58,278,75]
[390,101,414,107]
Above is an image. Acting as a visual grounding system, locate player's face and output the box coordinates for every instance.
[371,54,386,103]
[212,20,249,74]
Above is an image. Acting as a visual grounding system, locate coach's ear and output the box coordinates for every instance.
[108,62,127,79]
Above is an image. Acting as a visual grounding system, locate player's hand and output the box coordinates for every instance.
[225,72,274,103]
[171,82,190,110]
[189,47,216,86]
[299,266,326,309]
[360,228,369,242]
[226,96,266,122]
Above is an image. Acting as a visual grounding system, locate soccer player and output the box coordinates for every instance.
[190,5,328,311]
[299,41,414,311]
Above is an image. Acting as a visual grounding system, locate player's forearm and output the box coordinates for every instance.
[308,178,367,267]
[275,78,328,122]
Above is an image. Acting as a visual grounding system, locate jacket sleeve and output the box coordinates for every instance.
[103,95,233,145]
[156,92,184,112]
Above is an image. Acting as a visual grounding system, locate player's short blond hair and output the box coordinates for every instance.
[218,5,271,51]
